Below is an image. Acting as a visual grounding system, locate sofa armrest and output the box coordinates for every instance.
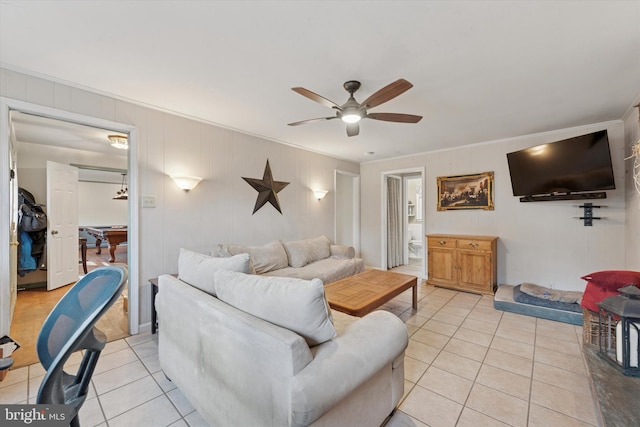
[290,310,408,426]
[330,244,355,259]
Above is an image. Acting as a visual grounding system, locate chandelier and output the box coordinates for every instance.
[113,174,128,200]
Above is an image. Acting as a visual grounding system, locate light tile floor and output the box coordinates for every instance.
[0,282,600,427]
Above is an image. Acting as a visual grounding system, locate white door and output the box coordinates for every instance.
[46,161,79,290]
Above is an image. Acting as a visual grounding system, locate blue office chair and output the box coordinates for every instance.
[36,266,128,427]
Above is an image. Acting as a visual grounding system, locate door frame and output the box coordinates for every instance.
[380,167,426,278]
[0,97,140,336]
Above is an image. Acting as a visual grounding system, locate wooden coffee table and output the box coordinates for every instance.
[325,270,418,317]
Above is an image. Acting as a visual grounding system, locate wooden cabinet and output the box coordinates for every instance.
[427,234,497,295]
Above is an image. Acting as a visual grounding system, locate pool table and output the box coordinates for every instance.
[84,226,127,263]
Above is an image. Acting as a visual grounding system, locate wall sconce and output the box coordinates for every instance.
[108,135,129,150]
[313,189,328,200]
[171,175,203,191]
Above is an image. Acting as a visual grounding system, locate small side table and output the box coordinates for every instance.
[149,274,177,334]
[149,277,159,334]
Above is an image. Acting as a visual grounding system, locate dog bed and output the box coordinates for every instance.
[494,284,583,325]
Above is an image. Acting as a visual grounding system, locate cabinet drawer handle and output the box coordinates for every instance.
[469,243,479,248]
[438,240,446,245]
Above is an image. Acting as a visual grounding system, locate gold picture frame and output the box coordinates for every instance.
[437,171,494,211]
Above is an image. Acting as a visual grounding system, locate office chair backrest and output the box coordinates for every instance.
[36,266,127,424]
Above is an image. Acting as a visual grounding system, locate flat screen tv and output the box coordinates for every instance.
[506,130,615,197]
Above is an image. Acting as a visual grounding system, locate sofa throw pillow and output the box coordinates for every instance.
[178,249,251,296]
[283,235,331,268]
[221,240,288,274]
[330,244,355,259]
[214,270,336,346]
[579,271,640,312]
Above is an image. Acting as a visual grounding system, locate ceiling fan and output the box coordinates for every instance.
[288,79,422,137]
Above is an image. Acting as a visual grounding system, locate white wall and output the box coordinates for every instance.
[361,121,627,292]
[623,104,640,270]
[335,172,355,247]
[0,68,359,328]
[78,181,128,225]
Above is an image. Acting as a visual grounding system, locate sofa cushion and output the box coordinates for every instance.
[261,257,365,284]
[218,240,288,274]
[178,249,251,296]
[214,270,336,346]
[283,235,331,268]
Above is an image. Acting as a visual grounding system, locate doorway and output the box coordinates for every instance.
[0,98,140,354]
[381,168,425,279]
[404,174,423,267]
[10,112,131,367]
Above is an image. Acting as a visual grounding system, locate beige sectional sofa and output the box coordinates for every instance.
[214,235,364,284]
[157,249,408,427]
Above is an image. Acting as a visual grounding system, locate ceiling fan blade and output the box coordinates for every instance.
[288,117,338,126]
[366,113,423,123]
[361,79,413,109]
[346,123,359,137]
[291,87,341,110]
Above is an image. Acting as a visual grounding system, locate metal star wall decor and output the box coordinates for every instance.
[242,159,290,214]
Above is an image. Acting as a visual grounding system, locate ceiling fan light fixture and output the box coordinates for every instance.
[108,134,129,150]
[341,111,361,124]
[290,79,421,135]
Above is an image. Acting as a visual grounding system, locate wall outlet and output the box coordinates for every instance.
[142,195,156,208]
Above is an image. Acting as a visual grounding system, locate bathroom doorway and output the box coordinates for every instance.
[381,167,425,279]
[404,174,423,269]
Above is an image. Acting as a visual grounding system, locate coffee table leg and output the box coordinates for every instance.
[412,284,418,310]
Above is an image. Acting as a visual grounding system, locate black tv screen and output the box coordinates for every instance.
[506,130,615,197]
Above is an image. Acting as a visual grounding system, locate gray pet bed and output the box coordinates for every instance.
[494,284,583,325]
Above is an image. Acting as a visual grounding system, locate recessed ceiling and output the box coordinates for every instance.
[1,1,639,162]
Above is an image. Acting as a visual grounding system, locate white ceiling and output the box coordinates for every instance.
[11,111,128,183]
[1,1,639,163]
[10,111,124,155]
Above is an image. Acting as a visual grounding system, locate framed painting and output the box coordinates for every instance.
[437,171,494,211]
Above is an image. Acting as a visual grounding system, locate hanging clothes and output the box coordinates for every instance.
[17,187,48,272]
[18,229,37,274]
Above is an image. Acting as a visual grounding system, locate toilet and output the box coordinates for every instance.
[407,224,423,259]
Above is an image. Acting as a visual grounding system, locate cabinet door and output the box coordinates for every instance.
[458,250,493,292]
[428,246,457,286]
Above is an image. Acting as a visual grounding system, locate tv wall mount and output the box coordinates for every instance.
[518,191,607,203]
[578,203,604,226]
